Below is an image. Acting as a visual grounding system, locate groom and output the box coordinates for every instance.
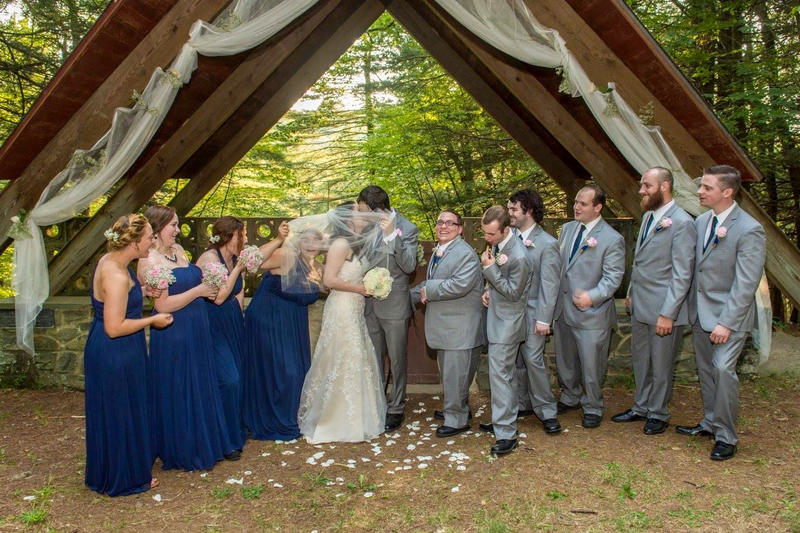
[358,185,419,432]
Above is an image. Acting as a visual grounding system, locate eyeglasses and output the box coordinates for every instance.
[435,220,461,228]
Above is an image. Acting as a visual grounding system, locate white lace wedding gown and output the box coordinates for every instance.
[298,257,386,443]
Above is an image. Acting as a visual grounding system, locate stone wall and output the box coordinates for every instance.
[1,299,760,391]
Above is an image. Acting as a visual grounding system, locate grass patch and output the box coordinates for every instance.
[241,485,264,500]
[546,490,567,500]
[614,510,658,531]
[303,470,333,489]
[211,486,233,499]
[345,474,375,493]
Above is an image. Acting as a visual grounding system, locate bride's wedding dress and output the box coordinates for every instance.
[298,256,386,443]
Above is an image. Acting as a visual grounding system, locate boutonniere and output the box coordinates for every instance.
[396,228,403,238]
[435,247,444,258]
[713,226,727,248]
[655,217,672,231]
[580,237,598,253]
[495,253,508,265]
[523,239,534,248]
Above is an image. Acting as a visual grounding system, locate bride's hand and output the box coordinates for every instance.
[356,284,369,297]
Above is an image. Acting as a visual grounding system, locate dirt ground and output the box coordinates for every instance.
[0,376,798,532]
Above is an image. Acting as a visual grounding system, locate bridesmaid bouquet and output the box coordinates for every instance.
[202,261,229,288]
[239,245,264,273]
[143,264,176,290]
[363,267,392,300]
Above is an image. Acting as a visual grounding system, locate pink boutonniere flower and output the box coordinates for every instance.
[580,237,598,254]
[655,217,672,231]
[396,228,403,238]
[524,239,534,248]
[496,253,508,266]
[435,247,444,258]
[712,226,727,248]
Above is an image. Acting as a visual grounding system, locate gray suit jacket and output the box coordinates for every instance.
[410,237,485,350]
[688,205,766,332]
[628,203,696,326]
[516,225,561,325]
[484,236,532,344]
[364,212,419,320]
[554,218,625,330]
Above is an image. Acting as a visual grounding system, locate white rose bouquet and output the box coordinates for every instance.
[363,267,392,300]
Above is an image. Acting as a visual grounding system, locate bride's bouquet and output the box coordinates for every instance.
[239,245,264,273]
[363,267,392,300]
[143,264,176,290]
[201,261,228,288]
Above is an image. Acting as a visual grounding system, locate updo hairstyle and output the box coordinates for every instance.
[105,214,149,252]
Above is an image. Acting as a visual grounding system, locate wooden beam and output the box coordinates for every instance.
[414,0,642,217]
[170,0,388,215]
[48,0,382,295]
[386,1,590,200]
[0,0,231,242]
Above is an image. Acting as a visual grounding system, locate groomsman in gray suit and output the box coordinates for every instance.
[611,167,696,435]
[507,189,562,434]
[677,165,766,461]
[411,209,485,437]
[477,205,532,456]
[357,185,419,432]
[554,184,625,428]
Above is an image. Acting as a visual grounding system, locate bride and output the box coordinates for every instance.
[288,203,387,443]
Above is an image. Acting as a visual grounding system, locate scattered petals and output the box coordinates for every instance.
[152,494,162,502]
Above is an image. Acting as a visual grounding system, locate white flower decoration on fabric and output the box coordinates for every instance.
[495,253,508,265]
[103,229,120,242]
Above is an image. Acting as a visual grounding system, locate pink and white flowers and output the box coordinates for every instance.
[239,245,264,273]
[495,253,509,266]
[143,264,176,290]
[715,226,727,239]
[580,237,598,254]
[523,239,534,248]
[201,261,229,288]
[655,217,672,231]
[364,267,393,300]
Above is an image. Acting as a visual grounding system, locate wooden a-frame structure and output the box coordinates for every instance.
[0,0,798,307]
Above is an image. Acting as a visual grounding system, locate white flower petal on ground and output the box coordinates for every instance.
[385,439,395,446]
[226,477,244,485]
[321,459,334,467]
[519,433,527,438]
[403,465,412,470]
[425,417,433,422]
[313,451,325,460]
[153,493,162,502]
[457,465,467,471]
[280,461,287,467]
[244,471,252,476]
[364,492,374,498]
[306,458,317,465]
[200,472,208,478]
[361,457,370,462]
[335,477,344,483]
[432,396,440,400]
[406,444,416,451]
[418,463,428,469]
[451,485,460,492]
[22,495,35,501]
[273,483,283,488]
[281,450,295,455]
[261,452,270,457]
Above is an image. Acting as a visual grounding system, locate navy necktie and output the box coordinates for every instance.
[569,224,585,261]
[493,244,499,256]
[431,253,440,268]
[704,216,718,251]
[640,213,653,245]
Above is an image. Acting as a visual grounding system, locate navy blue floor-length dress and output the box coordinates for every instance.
[84,267,152,496]
[242,270,319,440]
[148,264,234,471]
[204,250,246,451]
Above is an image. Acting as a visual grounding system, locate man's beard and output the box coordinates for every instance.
[641,188,664,211]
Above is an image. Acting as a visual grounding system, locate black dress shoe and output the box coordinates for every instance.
[643,418,668,435]
[385,413,405,431]
[479,422,494,434]
[490,439,518,456]
[557,401,580,414]
[710,440,736,461]
[517,409,535,418]
[224,449,242,461]
[611,409,646,423]
[582,414,602,428]
[435,425,470,438]
[675,424,714,438]
[542,418,562,434]
[434,409,473,421]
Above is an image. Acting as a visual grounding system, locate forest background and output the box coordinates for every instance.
[0,0,798,322]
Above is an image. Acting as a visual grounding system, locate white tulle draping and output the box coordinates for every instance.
[11,0,319,354]
[433,0,770,358]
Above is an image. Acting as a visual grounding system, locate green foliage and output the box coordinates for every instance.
[211,486,232,499]
[240,484,264,500]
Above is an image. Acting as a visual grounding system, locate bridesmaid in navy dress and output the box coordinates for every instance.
[84,214,173,496]
[139,205,236,471]
[196,216,248,458]
[243,222,323,440]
